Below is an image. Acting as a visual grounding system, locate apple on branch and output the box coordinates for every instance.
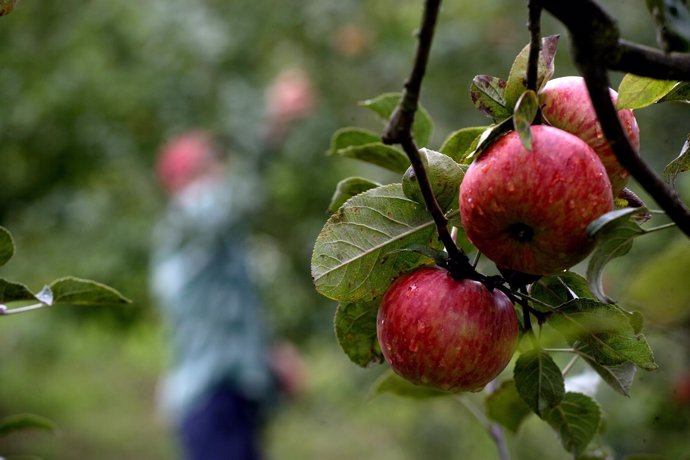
[377,267,518,392]
[539,76,640,196]
[459,125,614,276]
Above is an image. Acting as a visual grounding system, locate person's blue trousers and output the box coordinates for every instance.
[179,383,262,460]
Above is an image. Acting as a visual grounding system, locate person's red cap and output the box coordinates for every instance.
[155,130,215,195]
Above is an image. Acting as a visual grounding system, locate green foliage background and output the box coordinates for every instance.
[0,0,688,458]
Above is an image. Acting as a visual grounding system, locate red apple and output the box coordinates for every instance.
[672,372,690,405]
[377,267,518,392]
[539,76,640,195]
[459,125,614,275]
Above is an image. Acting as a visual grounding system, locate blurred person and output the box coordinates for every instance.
[149,128,307,460]
[150,68,316,460]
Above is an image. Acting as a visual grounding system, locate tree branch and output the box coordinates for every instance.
[614,40,690,80]
[537,0,690,237]
[526,1,543,92]
[382,0,473,272]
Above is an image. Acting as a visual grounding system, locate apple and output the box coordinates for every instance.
[539,76,640,195]
[377,267,518,392]
[672,372,690,405]
[459,125,614,276]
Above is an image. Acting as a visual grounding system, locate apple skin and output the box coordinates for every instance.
[459,125,614,276]
[377,267,518,392]
[540,76,640,195]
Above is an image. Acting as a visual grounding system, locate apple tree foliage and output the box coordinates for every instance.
[0,6,130,437]
[311,1,690,457]
[0,223,130,446]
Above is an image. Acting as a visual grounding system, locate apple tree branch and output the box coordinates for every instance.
[381,0,474,275]
[536,0,690,237]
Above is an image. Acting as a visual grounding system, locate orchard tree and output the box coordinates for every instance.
[0,3,130,451]
[312,0,690,457]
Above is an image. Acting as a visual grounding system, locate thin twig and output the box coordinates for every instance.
[526,1,543,92]
[381,0,475,274]
[455,396,512,460]
[561,354,580,377]
[543,348,577,353]
[0,302,48,316]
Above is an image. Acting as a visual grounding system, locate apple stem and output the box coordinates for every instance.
[517,286,541,350]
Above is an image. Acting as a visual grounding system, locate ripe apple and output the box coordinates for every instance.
[377,267,518,392]
[539,76,640,195]
[459,125,614,275]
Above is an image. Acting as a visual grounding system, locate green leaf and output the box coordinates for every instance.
[663,134,690,190]
[513,90,539,151]
[370,369,448,399]
[504,35,560,110]
[514,350,565,417]
[465,117,513,164]
[327,127,381,155]
[551,299,632,336]
[586,208,648,303]
[0,226,14,267]
[576,334,657,370]
[470,75,511,121]
[359,93,433,147]
[328,177,381,214]
[0,414,58,437]
[581,358,636,396]
[401,148,466,212]
[327,126,410,174]
[48,277,131,307]
[529,271,595,312]
[543,392,602,456]
[548,299,657,370]
[311,184,445,302]
[332,142,410,174]
[485,380,532,433]
[616,74,678,110]
[439,126,488,162]
[658,81,690,103]
[334,300,383,367]
[0,279,37,304]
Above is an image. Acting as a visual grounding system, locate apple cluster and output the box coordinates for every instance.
[461,76,638,276]
[377,77,639,392]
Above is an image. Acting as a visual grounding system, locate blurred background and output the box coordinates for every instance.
[0,0,688,458]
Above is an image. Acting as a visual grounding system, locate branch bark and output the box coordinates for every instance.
[537,0,690,237]
[382,0,472,272]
